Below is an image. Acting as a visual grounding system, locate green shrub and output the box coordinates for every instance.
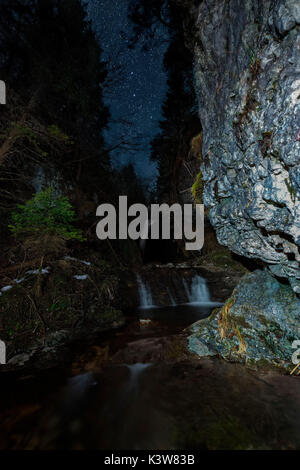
[9,187,84,241]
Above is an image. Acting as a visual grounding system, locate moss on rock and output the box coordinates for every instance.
[191,171,203,204]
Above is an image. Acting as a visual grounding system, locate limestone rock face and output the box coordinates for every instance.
[191,0,300,290]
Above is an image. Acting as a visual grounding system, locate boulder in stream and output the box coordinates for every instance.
[188,269,300,371]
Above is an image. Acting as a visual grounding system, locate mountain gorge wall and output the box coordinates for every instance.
[178,0,300,368]
[185,0,300,292]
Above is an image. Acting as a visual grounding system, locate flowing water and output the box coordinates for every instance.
[186,275,212,304]
[136,274,154,308]
[0,270,299,450]
[136,272,223,327]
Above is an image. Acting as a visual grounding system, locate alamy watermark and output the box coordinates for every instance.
[96,197,204,251]
[0,83,10,362]
[0,340,6,365]
[291,338,300,374]
[0,80,6,105]
[292,339,300,365]
[290,331,300,375]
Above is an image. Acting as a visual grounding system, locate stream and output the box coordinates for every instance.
[0,271,299,450]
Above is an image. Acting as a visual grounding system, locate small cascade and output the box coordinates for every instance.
[125,363,151,390]
[136,274,154,308]
[136,271,222,310]
[183,274,217,305]
[190,275,211,303]
[62,372,97,416]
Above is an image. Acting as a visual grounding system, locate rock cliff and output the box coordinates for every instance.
[182,0,300,368]
[189,0,300,291]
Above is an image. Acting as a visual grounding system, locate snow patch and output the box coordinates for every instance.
[26,267,50,275]
[1,285,12,293]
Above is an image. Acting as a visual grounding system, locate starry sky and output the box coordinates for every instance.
[86,0,169,183]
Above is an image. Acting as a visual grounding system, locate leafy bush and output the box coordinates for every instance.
[9,187,84,242]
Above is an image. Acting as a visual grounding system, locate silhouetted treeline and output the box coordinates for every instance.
[0,0,147,250]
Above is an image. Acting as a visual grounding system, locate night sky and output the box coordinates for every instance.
[86,0,169,183]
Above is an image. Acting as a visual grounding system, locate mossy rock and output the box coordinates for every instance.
[187,270,300,371]
[197,247,249,273]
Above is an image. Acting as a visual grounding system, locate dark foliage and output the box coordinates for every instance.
[0,0,113,241]
[0,0,109,149]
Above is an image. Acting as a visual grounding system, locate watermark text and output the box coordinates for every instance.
[96,196,204,251]
[0,80,6,104]
[0,340,6,365]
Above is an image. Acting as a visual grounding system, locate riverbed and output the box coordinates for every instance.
[0,272,299,450]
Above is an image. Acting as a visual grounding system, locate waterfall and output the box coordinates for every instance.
[136,274,154,308]
[125,363,151,390]
[62,372,97,416]
[184,275,214,305]
[190,275,211,303]
[136,272,222,309]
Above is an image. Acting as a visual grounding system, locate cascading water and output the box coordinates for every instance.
[136,274,154,308]
[189,275,211,303]
[183,275,222,306]
[125,363,151,391]
[137,272,222,308]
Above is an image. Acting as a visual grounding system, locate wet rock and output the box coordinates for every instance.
[187,269,300,370]
[139,319,152,327]
[135,264,241,306]
[110,334,191,365]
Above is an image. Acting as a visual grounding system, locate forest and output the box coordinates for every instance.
[0,0,299,453]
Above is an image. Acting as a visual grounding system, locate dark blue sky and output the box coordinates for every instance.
[87,0,169,183]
